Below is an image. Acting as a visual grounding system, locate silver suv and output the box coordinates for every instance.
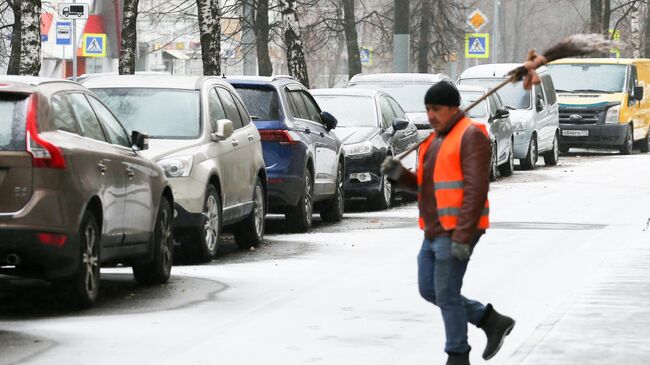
[83,75,267,263]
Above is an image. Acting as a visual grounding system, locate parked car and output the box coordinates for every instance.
[226,76,344,232]
[0,76,174,308]
[458,85,515,181]
[82,75,267,263]
[347,73,452,140]
[548,58,650,155]
[311,88,420,209]
[458,64,560,169]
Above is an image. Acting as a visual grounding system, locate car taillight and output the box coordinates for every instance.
[259,130,297,145]
[37,233,67,247]
[25,94,66,169]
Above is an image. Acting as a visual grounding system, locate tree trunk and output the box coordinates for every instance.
[7,0,21,75]
[280,0,309,87]
[417,0,431,73]
[631,2,642,58]
[644,1,650,57]
[590,0,603,33]
[197,0,221,76]
[119,0,139,75]
[342,0,361,79]
[255,0,273,76]
[602,0,611,35]
[19,0,41,76]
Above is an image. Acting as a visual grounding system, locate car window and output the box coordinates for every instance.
[68,93,107,142]
[300,91,322,123]
[208,88,227,131]
[0,94,28,151]
[534,84,546,110]
[378,96,396,128]
[87,96,131,147]
[233,86,280,121]
[488,95,497,116]
[386,96,407,120]
[50,93,79,134]
[541,75,557,105]
[216,87,244,130]
[231,92,251,126]
[287,90,309,120]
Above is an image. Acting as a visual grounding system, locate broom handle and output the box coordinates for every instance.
[395,75,516,161]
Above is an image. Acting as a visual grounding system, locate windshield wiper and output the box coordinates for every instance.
[504,105,515,110]
[570,89,614,93]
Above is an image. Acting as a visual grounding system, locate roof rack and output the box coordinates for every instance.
[271,75,296,81]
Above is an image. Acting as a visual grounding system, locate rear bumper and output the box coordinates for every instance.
[267,175,304,210]
[559,124,628,148]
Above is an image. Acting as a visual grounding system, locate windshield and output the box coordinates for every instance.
[0,95,27,151]
[459,91,488,119]
[459,78,530,109]
[234,86,280,121]
[92,88,201,139]
[349,82,432,113]
[312,95,377,127]
[548,64,627,93]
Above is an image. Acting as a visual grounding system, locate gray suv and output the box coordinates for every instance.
[0,77,174,308]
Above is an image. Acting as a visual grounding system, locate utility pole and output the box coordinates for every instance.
[492,0,499,64]
[72,0,77,81]
[393,0,409,72]
[242,0,257,75]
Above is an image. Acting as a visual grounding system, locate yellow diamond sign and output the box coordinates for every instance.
[467,9,488,32]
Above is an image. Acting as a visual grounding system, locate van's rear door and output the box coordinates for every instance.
[0,93,32,214]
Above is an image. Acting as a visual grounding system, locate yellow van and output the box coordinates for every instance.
[547,58,650,154]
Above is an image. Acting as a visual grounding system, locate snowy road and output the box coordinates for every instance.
[2,152,650,365]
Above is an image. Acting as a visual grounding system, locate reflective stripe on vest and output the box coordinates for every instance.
[416,117,490,231]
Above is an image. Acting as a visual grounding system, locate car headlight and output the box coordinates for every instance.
[513,121,526,132]
[605,105,620,124]
[344,141,374,157]
[157,156,193,178]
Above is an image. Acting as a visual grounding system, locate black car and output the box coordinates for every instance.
[311,88,419,210]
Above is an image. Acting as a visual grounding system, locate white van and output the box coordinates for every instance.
[458,64,560,169]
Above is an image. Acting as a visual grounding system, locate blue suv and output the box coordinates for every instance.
[227,76,344,232]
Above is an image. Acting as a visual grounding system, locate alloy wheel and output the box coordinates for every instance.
[82,223,99,297]
[203,195,220,253]
[304,174,312,226]
[253,184,265,238]
[383,174,392,204]
[159,207,173,272]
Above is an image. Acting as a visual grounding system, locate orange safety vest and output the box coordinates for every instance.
[417,117,490,231]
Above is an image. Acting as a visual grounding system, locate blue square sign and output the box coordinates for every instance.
[56,22,71,45]
[83,33,106,57]
[465,33,489,59]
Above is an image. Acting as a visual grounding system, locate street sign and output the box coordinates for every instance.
[41,34,48,42]
[58,3,89,20]
[609,29,621,58]
[467,9,488,32]
[465,33,490,59]
[56,22,71,45]
[360,47,372,66]
[82,33,106,57]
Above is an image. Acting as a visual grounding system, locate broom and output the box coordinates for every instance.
[395,33,622,161]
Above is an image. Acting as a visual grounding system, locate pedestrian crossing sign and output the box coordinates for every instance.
[465,33,489,59]
[360,47,372,66]
[82,33,106,57]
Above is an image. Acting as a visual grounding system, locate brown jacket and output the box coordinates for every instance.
[394,119,491,244]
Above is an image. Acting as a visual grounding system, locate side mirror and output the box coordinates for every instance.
[495,108,510,119]
[131,131,149,151]
[391,118,409,135]
[634,86,644,101]
[211,119,234,141]
[321,111,338,130]
[535,96,544,112]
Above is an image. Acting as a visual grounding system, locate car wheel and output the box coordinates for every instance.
[498,141,515,177]
[620,126,633,155]
[489,143,498,182]
[638,132,650,153]
[320,162,345,222]
[183,185,221,263]
[520,135,538,170]
[286,169,313,232]
[56,211,100,309]
[543,133,560,166]
[133,197,174,285]
[234,178,266,249]
[368,173,392,211]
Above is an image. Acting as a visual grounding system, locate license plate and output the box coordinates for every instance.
[562,129,589,137]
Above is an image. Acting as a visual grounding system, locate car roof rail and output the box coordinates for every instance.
[271,75,296,81]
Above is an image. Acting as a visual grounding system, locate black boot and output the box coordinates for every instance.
[477,304,516,360]
[446,352,470,365]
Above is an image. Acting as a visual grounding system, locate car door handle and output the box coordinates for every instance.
[125,168,135,178]
[232,139,239,147]
[305,127,311,134]
[248,134,254,142]
[97,163,107,174]
[319,132,325,137]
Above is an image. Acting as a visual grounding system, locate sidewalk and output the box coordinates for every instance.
[506,230,650,365]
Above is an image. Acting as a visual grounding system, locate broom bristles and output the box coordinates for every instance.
[508,33,623,81]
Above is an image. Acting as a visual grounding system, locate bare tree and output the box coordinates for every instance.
[343,0,361,79]
[6,0,21,75]
[19,0,41,76]
[120,0,140,75]
[197,0,221,75]
[254,0,273,75]
[280,0,309,86]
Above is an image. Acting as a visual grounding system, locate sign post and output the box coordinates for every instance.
[58,2,89,81]
[465,33,490,59]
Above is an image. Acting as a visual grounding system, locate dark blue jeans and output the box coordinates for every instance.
[418,236,487,354]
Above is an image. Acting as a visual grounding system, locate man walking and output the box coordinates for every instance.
[381,82,515,365]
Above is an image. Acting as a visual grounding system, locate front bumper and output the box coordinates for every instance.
[559,124,628,148]
[167,176,207,215]
[344,154,383,197]
[513,130,532,159]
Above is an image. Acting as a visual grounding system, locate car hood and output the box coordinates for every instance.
[556,92,623,107]
[140,138,204,162]
[508,108,534,122]
[334,127,380,145]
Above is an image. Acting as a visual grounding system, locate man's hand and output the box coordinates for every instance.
[381,156,404,181]
[451,241,473,261]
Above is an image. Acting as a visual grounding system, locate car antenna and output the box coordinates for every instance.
[222,73,226,79]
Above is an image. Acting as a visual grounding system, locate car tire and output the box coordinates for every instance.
[368,173,392,211]
[234,178,266,249]
[520,135,538,170]
[543,133,560,166]
[183,185,221,263]
[133,197,174,285]
[56,210,101,309]
[498,141,515,177]
[320,162,345,223]
[620,126,633,155]
[638,132,650,153]
[489,143,499,182]
[285,169,313,232]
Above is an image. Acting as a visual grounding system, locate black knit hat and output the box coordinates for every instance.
[424,81,461,107]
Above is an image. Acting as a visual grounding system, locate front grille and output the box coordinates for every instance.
[559,109,601,125]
